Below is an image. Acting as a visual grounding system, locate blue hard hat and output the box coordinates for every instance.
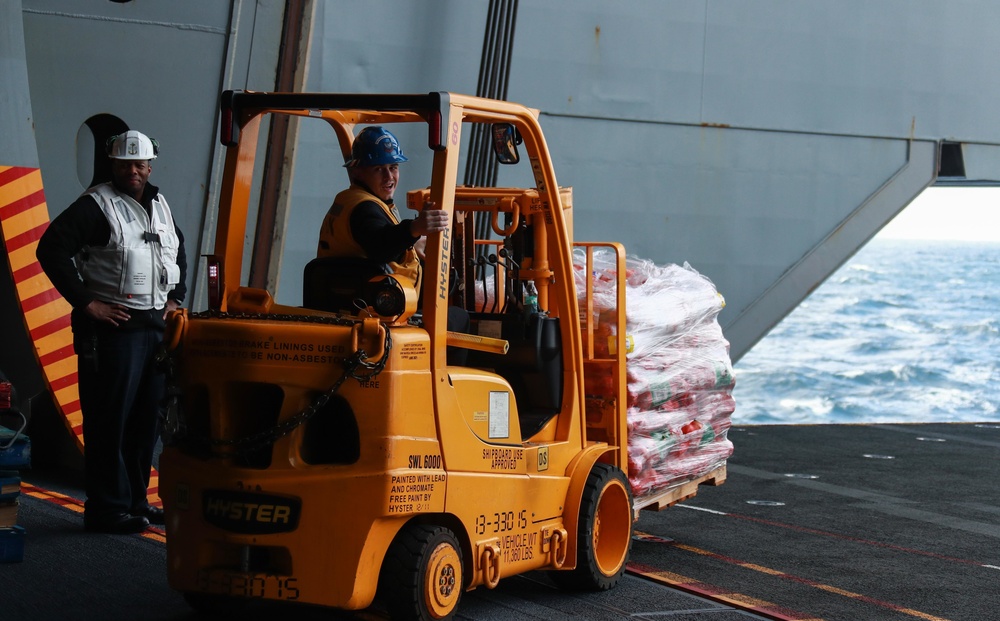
[344,126,408,168]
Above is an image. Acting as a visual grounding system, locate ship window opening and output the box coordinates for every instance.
[736,185,1000,425]
[939,142,965,178]
[77,114,129,189]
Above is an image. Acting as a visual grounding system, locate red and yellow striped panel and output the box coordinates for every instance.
[0,165,81,447]
[0,165,160,508]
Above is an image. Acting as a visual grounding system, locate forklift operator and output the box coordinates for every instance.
[316,125,448,293]
[317,126,468,363]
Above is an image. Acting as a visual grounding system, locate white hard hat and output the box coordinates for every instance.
[106,130,158,160]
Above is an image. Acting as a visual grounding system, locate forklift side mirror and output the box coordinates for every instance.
[491,123,522,165]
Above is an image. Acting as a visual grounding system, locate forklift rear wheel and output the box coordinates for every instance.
[551,462,633,591]
[379,523,464,621]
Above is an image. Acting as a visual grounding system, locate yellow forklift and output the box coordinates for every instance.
[159,91,635,620]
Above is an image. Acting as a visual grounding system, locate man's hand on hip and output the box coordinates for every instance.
[84,300,131,327]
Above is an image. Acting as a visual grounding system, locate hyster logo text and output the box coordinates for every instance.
[202,490,301,534]
[205,499,292,523]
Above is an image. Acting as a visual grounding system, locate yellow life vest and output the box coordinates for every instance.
[317,186,421,290]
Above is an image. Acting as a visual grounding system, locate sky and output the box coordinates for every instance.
[878,186,1000,242]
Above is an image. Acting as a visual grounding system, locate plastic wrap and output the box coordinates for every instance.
[472,273,501,313]
[574,248,735,506]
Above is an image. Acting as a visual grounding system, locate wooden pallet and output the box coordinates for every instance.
[633,465,727,515]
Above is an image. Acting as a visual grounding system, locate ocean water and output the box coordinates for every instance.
[732,238,1000,425]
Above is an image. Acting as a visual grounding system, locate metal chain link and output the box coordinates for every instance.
[168,310,392,456]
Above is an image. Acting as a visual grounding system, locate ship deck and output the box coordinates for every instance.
[4,422,998,621]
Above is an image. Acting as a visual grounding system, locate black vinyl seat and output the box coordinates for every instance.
[303,256,391,313]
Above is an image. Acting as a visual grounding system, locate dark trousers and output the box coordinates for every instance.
[77,326,165,519]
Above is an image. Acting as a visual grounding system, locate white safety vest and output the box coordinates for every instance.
[76,183,181,310]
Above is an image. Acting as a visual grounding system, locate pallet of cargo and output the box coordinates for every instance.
[633,465,727,515]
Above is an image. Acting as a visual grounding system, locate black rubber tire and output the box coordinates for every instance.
[550,462,633,591]
[378,524,464,621]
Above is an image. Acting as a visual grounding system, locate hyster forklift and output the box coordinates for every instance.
[159,91,636,620]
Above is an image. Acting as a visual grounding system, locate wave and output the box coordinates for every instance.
[733,238,1000,425]
[952,318,999,336]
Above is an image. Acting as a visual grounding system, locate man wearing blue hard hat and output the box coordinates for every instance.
[317,126,448,293]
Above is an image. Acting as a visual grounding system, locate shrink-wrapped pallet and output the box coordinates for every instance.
[575,249,735,505]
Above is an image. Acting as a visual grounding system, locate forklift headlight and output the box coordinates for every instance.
[367,274,416,320]
[374,280,405,316]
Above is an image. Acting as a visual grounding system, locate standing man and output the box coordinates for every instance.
[37,130,186,534]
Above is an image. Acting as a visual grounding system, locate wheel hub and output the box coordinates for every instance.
[425,542,462,617]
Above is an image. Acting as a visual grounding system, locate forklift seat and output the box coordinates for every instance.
[303,256,391,313]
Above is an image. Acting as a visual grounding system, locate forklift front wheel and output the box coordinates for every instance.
[379,523,464,621]
[551,462,633,591]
